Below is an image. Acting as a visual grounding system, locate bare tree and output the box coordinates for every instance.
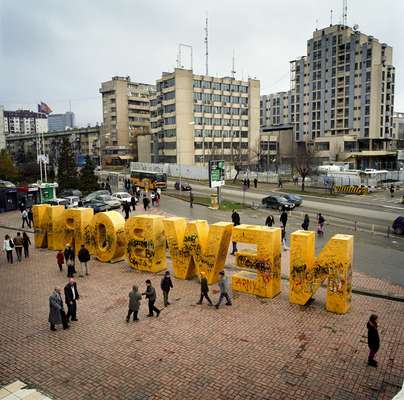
[293,145,315,192]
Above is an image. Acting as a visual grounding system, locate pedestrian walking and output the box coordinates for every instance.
[253,178,258,188]
[64,278,79,322]
[156,191,161,207]
[265,215,275,227]
[3,234,14,264]
[21,209,29,228]
[247,178,250,189]
[389,185,395,198]
[142,195,150,211]
[215,271,232,309]
[281,226,288,251]
[13,232,23,262]
[280,210,288,228]
[126,285,142,322]
[196,271,213,305]
[278,177,283,188]
[301,214,310,231]
[367,314,380,367]
[56,249,64,272]
[317,213,325,236]
[48,287,69,331]
[77,244,90,277]
[22,232,31,258]
[230,209,240,255]
[130,195,136,211]
[160,271,173,307]
[142,279,160,317]
[28,208,34,227]
[67,258,76,278]
[189,190,194,208]
[122,201,131,220]
[64,243,75,263]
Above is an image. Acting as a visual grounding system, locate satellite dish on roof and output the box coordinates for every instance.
[353,24,359,31]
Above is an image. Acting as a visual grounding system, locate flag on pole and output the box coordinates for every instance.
[38,102,52,114]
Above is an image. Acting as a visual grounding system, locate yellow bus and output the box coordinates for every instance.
[130,170,167,190]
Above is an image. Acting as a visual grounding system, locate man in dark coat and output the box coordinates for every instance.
[253,178,258,188]
[130,195,136,211]
[126,285,142,322]
[215,271,232,309]
[142,280,160,317]
[280,210,288,228]
[122,201,131,220]
[160,271,173,307]
[64,244,75,263]
[230,210,240,255]
[64,278,80,322]
[48,287,69,331]
[367,314,380,367]
[196,271,213,305]
[77,244,90,277]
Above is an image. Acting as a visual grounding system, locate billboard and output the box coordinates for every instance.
[209,160,225,188]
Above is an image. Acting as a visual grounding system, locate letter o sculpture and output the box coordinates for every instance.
[91,211,126,262]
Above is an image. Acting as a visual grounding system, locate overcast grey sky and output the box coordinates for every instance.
[1,0,403,126]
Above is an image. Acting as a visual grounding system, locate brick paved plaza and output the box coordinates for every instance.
[1,209,404,400]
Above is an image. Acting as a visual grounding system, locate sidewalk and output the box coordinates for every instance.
[0,209,403,399]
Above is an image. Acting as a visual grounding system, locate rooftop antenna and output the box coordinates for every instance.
[315,19,318,30]
[231,49,236,78]
[330,9,333,26]
[204,14,209,75]
[69,99,72,113]
[342,0,347,26]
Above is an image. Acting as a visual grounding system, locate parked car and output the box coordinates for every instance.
[59,189,82,198]
[45,198,69,207]
[174,181,192,191]
[112,192,137,204]
[392,216,404,235]
[94,194,121,210]
[83,190,110,203]
[281,194,303,206]
[63,196,80,208]
[262,195,295,211]
[85,199,109,214]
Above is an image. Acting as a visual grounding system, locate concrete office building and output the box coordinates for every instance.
[0,106,5,150]
[289,24,395,167]
[150,68,260,165]
[48,112,75,131]
[6,126,101,167]
[99,76,155,165]
[3,109,48,135]
[260,92,291,129]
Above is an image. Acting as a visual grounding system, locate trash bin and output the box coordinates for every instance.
[210,193,219,209]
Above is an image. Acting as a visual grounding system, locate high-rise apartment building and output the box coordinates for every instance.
[99,76,155,164]
[150,68,260,165]
[3,110,48,136]
[289,24,395,164]
[260,91,291,129]
[48,112,75,131]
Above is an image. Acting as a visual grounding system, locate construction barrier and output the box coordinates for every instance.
[335,185,368,195]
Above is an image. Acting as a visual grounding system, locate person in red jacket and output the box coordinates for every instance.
[56,250,64,272]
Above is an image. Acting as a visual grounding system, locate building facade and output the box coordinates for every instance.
[0,106,5,150]
[393,112,404,149]
[3,109,48,135]
[260,91,291,129]
[150,68,260,165]
[6,126,101,167]
[48,112,75,131]
[99,76,155,165]
[289,24,395,165]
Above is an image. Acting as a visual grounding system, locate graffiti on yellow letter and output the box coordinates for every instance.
[32,204,66,250]
[63,208,94,253]
[231,225,282,298]
[289,231,353,314]
[125,215,166,273]
[91,211,126,262]
[163,217,232,284]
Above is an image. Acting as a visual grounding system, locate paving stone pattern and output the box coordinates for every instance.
[0,210,403,399]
